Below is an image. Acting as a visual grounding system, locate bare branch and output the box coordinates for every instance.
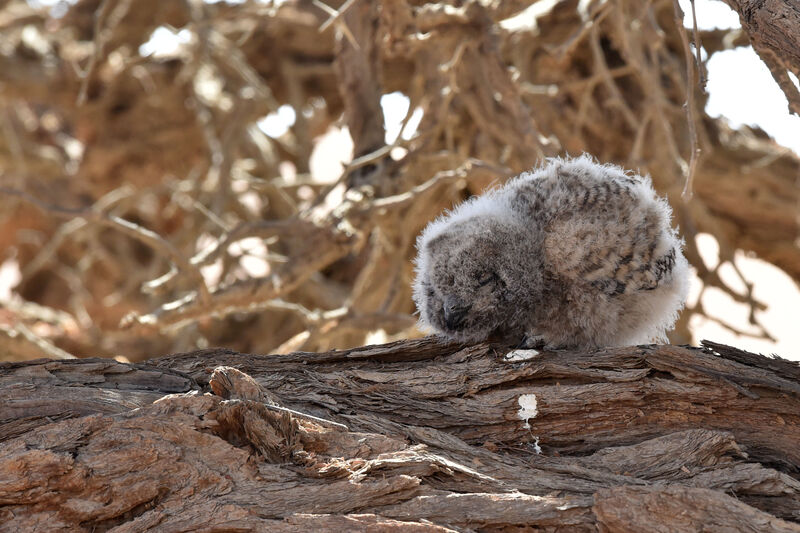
[671,0,703,201]
[0,185,212,306]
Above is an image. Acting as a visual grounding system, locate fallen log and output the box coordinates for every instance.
[1,338,798,531]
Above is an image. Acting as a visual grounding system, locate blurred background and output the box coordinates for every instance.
[0,0,797,363]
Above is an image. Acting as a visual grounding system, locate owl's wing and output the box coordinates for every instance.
[542,188,679,296]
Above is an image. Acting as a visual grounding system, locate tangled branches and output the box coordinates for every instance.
[0,0,797,361]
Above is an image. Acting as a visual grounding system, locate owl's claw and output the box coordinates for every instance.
[517,333,547,350]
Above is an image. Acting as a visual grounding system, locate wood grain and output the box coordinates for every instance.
[1,338,798,531]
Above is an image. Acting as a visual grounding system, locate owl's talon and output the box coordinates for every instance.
[517,334,546,350]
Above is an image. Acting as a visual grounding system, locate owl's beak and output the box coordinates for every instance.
[443,297,471,330]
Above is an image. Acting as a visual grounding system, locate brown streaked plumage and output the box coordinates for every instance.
[412,155,690,349]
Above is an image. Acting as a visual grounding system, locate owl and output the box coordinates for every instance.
[412,155,690,350]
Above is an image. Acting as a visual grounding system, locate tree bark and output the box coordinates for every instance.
[720,0,800,114]
[2,339,799,531]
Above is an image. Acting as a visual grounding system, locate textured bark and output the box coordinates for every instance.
[1,339,799,531]
[720,0,800,114]
[720,0,800,72]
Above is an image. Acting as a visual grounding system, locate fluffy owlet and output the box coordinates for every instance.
[412,155,690,349]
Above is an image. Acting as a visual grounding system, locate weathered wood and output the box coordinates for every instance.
[1,338,798,531]
[0,358,198,443]
[720,0,800,114]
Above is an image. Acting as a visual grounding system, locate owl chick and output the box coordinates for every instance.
[412,155,689,349]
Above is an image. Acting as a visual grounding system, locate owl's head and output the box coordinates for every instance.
[413,215,524,342]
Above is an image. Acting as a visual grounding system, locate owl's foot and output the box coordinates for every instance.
[517,333,548,350]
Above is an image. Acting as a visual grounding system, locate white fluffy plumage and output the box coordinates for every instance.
[412,155,690,349]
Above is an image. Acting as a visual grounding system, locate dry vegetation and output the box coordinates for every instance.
[2,1,800,530]
[0,0,798,362]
